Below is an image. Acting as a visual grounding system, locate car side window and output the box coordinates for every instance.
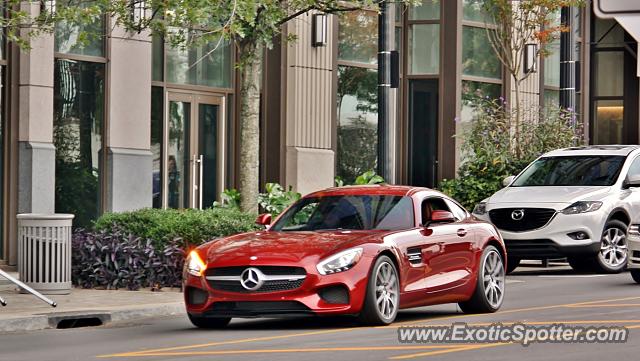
[627,156,640,179]
[421,197,452,225]
[445,199,468,221]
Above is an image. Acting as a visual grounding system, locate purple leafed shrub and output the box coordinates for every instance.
[71,229,185,290]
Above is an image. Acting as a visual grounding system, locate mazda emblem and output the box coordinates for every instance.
[511,209,525,221]
[240,267,264,291]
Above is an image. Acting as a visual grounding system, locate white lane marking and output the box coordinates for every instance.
[506,279,525,284]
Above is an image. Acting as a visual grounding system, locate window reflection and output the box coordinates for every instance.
[54,60,105,227]
[166,37,231,88]
[338,11,378,64]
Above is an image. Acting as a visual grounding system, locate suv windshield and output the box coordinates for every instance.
[270,195,415,232]
[511,155,626,187]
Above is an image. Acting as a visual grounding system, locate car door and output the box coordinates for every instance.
[420,197,475,293]
[622,156,640,217]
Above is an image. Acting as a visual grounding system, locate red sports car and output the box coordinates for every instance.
[183,185,506,327]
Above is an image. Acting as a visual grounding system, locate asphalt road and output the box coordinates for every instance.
[2,265,640,361]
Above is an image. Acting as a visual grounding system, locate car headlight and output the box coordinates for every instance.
[473,202,487,215]
[317,247,363,275]
[186,250,207,277]
[629,225,640,236]
[560,201,603,215]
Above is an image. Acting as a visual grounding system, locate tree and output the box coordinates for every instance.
[4,0,416,213]
[475,0,584,155]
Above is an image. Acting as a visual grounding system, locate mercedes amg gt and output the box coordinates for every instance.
[183,185,507,327]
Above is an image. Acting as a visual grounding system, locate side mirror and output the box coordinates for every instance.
[255,213,272,226]
[624,175,640,189]
[430,210,456,224]
[503,175,515,187]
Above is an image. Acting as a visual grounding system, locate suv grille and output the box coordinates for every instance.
[489,208,556,232]
[206,266,306,293]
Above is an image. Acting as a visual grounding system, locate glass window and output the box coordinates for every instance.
[408,24,439,75]
[512,156,625,187]
[54,60,105,227]
[167,101,191,209]
[594,18,625,48]
[336,66,378,184]
[152,35,164,82]
[462,26,502,79]
[544,89,560,108]
[593,100,624,144]
[461,80,501,121]
[627,157,640,179]
[445,199,469,221]
[338,11,378,64]
[463,0,493,23]
[151,87,163,208]
[54,11,105,57]
[166,38,232,88]
[0,66,3,255]
[544,41,560,88]
[272,195,415,232]
[594,52,624,97]
[409,0,440,20]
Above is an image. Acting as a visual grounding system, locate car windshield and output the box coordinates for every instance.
[270,195,415,232]
[511,155,626,187]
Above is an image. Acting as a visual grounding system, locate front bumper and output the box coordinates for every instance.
[628,235,640,269]
[476,209,605,259]
[183,257,372,318]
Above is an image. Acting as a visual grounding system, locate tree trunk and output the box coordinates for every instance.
[238,42,263,213]
[513,75,521,158]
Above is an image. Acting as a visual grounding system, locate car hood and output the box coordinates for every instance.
[488,186,611,206]
[204,230,381,265]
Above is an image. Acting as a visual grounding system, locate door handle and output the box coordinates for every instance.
[191,154,197,208]
[198,155,204,209]
[457,229,467,237]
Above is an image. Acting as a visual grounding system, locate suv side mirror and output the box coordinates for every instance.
[255,213,272,226]
[624,175,640,189]
[430,210,456,224]
[503,175,515,187]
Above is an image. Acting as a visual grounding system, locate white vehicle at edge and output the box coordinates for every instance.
[627,224,640,283]
[473,145,640,274]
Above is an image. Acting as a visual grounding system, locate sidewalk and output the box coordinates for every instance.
[0,273,183,333]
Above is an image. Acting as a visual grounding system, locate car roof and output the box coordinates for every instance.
[543,145,640,157]
[306,185,437,198]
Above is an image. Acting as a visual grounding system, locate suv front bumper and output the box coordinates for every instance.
[628,234,640,269]
[476,209,605,259]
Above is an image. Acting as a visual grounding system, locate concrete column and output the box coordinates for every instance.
[282,13,336,195]
[18,2,55,214]
[104,26,152,212]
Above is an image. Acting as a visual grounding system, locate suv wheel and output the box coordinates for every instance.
[595,220,628,273]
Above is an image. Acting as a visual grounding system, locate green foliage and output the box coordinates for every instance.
[258,183,302,217]
[335,171,385,187]
[212,189,242,209]
[94,208,259,248]
[440,97,584,210]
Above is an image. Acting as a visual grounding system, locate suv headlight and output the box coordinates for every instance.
[186,250,207,277]
[560,201,603,215]
[317,248,363,275]
[473,202,487,215]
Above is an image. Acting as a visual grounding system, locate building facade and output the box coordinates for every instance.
[1,0,639,267]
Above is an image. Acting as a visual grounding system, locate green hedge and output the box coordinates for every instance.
[93,208,259,247]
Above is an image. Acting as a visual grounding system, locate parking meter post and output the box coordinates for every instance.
[0,269,57,308]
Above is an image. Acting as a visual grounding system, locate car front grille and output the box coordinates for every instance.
[204,301,313,317]
[489,208,556,232]
[205,266,306,293]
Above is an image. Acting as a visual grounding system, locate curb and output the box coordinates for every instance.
[0,303,184,333]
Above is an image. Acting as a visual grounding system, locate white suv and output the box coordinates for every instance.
[473,145,640,273]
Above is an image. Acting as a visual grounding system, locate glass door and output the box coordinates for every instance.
[165,92,225,209]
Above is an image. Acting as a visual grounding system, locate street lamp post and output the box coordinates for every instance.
[378,1,391,182]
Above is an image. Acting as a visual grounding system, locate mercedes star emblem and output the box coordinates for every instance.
[511,209,525,221]
[240,267,264,291]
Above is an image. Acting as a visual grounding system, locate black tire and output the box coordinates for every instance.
[357,255,399,326]
[459,245,505,314]
[594,220,628,274]
[631,270,640,284]
[188,314,231,329]
[506,257,520,274]
[568,256,595,272]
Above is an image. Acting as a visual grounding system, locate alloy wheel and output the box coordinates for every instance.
[599,227,628,269]
[375,261,399,320]
[482,250,505,309]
